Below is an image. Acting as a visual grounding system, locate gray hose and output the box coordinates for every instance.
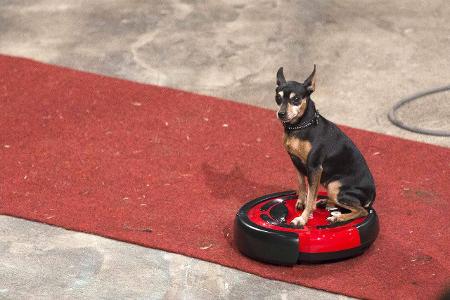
[387,85,450,137]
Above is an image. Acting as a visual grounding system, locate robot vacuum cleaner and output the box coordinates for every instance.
[234,191,379,265]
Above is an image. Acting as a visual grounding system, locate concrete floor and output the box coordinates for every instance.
[0,216,349,300]
[0,0,449,299]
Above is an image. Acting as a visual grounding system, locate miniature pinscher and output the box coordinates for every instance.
[275,66,376,227]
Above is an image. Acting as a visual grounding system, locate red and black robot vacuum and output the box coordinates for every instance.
[234,191,379,265]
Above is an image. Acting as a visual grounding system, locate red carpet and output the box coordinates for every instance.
[1,55,449,299]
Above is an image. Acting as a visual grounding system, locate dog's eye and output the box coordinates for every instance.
[292,98,300,106]
[275,94,282,105]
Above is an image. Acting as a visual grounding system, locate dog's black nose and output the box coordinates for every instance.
[278,111,286,118]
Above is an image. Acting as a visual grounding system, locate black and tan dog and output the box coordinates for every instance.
[275,66,376,227]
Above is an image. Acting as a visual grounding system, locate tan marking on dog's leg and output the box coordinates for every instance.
[291,166,322,227]
[324,180,341,207]
[295,170,307,210]
[327,180,341,200]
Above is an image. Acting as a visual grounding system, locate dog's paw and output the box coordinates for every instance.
[291,216,307,227]
[327,216,339,223]
[295,199,305,210]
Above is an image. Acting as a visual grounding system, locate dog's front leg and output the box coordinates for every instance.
[291,166,322,227]
[295,170,307,210]
[288,154,307,210]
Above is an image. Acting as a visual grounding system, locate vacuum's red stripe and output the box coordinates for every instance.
[1,56,449,299]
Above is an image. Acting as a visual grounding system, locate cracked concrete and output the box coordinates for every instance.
[0,0,449,145]
[0,0,449,299]
[0,217,351,300]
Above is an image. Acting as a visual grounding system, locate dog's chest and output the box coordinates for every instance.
[283,134,312,164]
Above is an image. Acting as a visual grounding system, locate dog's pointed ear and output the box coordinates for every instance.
[276,67,286,86]
[304,64,316,92]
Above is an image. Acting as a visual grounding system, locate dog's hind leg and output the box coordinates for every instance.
[320,180,342,208]
[327,202,368,223]
[326,181,368,223]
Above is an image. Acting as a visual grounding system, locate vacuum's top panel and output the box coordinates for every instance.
[247,192,368,232]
